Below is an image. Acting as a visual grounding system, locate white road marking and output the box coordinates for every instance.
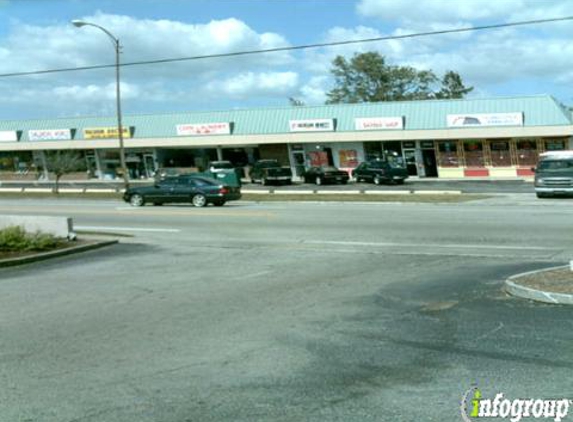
[234,270,273,280]
[304,240,559,251]
[75,225,180,233]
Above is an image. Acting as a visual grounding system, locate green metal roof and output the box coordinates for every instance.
[0,94,570,141]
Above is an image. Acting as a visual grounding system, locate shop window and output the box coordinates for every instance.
[437,142,459,167]
[516,140,538,166]
[545,139,566,151]
[463,141,485,167]
[307,151,329,167]
[364,141,382,160]
[338,149,359,167]
[490,141,511,167]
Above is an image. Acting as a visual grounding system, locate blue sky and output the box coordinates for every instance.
[0,0,572,120]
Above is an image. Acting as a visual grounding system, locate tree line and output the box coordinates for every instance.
[292,51,473,105]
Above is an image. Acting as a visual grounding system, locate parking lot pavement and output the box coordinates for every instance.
[1,178,535,194]
[0,199,572,421]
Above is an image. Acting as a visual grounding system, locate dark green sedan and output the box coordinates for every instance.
[123,175,241,207]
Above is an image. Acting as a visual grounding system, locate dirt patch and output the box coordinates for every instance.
[513,267,573,294]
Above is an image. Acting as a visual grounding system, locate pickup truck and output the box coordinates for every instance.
[250,159,292,185]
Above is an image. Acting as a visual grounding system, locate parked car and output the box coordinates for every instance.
[250,159,292,185]
[533,150,573,198]
[353,156,408,185]
[123,174,241,207]
[302,166,349,185]
[207,160,235,172]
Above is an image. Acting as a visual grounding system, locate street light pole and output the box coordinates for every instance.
[71,20,129,189]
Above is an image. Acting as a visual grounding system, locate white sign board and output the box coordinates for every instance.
[447,113,523,127]
[289,119,334,132]
[28,129,72,141]
[355,117,404,130]
[176,122,231,136]
[0,131,18,142]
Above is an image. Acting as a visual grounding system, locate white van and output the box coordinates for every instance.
[533,150,573,198]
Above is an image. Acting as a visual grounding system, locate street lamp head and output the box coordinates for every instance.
[71,20,88,28]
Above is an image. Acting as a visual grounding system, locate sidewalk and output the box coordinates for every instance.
[505,265,573,305]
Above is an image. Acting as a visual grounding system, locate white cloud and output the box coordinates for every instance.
[300,76,329,105]
[206,71,299,98]
[0,12,299,117]
[299,0,573,104]
[52,82,140,102]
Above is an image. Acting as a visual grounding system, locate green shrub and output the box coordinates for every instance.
[0,226,62,252]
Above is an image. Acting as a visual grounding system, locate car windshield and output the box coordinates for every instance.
[537,160,573,171]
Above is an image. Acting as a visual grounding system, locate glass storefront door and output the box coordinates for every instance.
[404,149,417,176]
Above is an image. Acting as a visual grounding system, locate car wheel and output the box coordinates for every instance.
[315,176,322,185]
[191,193,207,207]
[153,202,163,206]
[213,201,225,206]
[341,180,348,185]
[374,175,381,185]
[536,192,549,198]
[129,193,145,207]
[395,179,405,185]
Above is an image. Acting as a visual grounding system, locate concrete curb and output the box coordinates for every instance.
[504,265,573,305]
[0,239,118,268]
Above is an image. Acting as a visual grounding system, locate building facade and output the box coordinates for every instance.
[0,95,571,181]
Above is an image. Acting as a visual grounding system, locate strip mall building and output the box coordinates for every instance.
[0,94,571,181]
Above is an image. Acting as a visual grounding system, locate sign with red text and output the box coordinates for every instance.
[355,117,404,130]
[289,119,334,132]
[176,122,231,136]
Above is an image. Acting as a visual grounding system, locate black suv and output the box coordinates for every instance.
[124,174,241,207]
[353,157,408,185]
[250,159,292,185]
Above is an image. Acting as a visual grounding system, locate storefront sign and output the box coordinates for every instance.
[289,119,334,132]
[176,122,231,136]
[355,117,403,130]
[83,127,131,139]
[403,141,416,149]
[0,131,18,142]
[28,129,71,141]
[447,113,523,127]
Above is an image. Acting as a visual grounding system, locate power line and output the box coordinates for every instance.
[1,15,572,78]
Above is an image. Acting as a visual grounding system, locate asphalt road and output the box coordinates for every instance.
[0,195,572,421]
